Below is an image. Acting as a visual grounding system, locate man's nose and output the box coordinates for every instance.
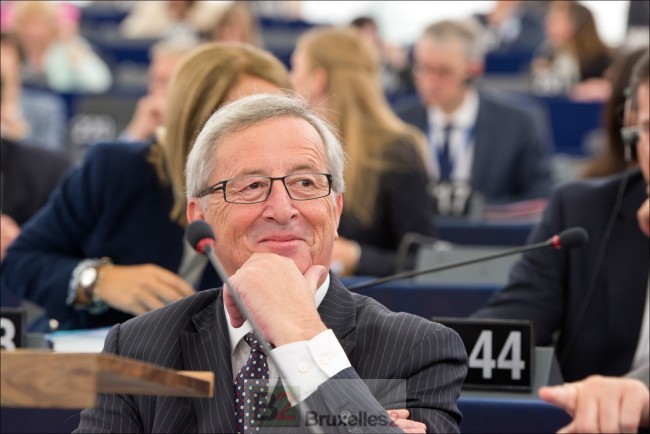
[262,180,298,222]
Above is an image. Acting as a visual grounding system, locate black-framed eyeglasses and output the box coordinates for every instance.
[197,173,333,204]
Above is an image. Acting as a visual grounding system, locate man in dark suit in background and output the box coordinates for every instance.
[76,93,467,433]
[396,19,552,216]
[474,50,650,386]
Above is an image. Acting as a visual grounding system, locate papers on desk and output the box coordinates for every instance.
[482,199,547,222]
[46,327,110,353]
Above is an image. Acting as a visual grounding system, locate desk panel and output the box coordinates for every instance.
[1,396,571,433]
[345,280,499,319]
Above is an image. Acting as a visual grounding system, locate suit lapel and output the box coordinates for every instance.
[318,274,357,355]
[180,290,235,433]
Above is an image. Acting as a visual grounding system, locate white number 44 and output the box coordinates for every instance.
[469,330,525,380]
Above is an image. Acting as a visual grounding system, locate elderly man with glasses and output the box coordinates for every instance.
[76,93,467,434]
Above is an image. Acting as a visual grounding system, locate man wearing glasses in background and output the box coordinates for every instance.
[397,19,552,216]
[76,93,467,433]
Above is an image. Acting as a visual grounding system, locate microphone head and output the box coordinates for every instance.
[185,220,216,254]
[555,227,589,250]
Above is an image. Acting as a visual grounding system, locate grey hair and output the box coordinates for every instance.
[185,93,346,202]
[419,18,485,63]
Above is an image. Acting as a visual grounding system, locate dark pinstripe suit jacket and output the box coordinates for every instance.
[76,274,467,433]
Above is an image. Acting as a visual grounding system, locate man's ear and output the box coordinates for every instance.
[333,193,343,240]
[187,198,206,223]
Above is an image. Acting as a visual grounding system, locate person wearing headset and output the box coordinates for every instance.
[536,49,650,434]
[473,50,650,385]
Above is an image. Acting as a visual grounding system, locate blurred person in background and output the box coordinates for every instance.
[350,16,413,99]
[531,0,613,100]
[474,50,649,384]
[397,19,552,215]
[581,47,647,178]
[1,43,291,331]
[0,52,70,261]
[291,26,437,277]
[208,1,262,48]
[0,31,67,152]
[5,1,112,93]
[476,0,545,55]
[119,0,223,41]
[120,39,199,143]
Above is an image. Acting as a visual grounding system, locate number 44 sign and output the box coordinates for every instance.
[433,317,534,392]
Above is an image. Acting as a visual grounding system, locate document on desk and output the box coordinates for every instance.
[46,327,110,353]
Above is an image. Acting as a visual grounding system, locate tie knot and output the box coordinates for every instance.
[244,331,265,353]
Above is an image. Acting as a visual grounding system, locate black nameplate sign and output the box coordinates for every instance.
[433,317,534,392]
[1,307,25,350]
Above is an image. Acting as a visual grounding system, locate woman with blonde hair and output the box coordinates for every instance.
[3,43,290,331]
[291,26,437,277]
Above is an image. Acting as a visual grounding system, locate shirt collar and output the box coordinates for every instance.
[428,88,479,131]
[225,273,331,355]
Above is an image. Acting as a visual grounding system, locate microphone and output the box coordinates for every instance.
[347,227,589,291]
[185,220,274,355]
[185,220,324,433]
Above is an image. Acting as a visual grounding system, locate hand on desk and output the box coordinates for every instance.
[224,253,328,347]
[98,264,195,315]
[539,375,649,433]
[332,237,361,276]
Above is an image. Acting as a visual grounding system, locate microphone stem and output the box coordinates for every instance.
[347,239,552,290]
[203,245,324,434]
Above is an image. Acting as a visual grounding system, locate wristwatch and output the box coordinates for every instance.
[67,258,111,314]
[79,266,99,302]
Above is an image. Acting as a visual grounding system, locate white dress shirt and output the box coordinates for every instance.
[226,273,352,402]
[426,89,479,183]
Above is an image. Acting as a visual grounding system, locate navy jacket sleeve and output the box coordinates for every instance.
[1,143,143,329]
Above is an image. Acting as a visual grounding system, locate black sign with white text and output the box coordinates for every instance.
[433,317,534,391]
[1,308,25,350]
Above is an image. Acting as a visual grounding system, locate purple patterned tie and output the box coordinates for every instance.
[234,331,269,433]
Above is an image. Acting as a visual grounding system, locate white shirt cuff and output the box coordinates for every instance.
[271,329,351,402]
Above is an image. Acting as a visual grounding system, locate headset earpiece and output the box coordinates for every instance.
[621,90,639,163]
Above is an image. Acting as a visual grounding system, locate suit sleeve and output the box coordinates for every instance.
[1,144,112,328]
[472,186,569,345]
[297,324,467,433]
[75,324,145,433]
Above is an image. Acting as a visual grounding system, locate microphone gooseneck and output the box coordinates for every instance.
[185,220,324,434]
[347,226,590,291]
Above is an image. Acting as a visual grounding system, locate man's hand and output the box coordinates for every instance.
[539,375,650,433]
[389,409,427,433]
[331,237,361,276]
[224,253,328,347]
[0,214,20,261]
[98,264,195,315]
[123,94,166,142]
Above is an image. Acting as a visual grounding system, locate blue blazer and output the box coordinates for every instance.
[396,90,552,203]
[76,274,467,433]
[474,170,649,381]
[1,142,220,330]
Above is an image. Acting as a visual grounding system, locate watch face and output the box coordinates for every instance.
[80,267,98,288]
